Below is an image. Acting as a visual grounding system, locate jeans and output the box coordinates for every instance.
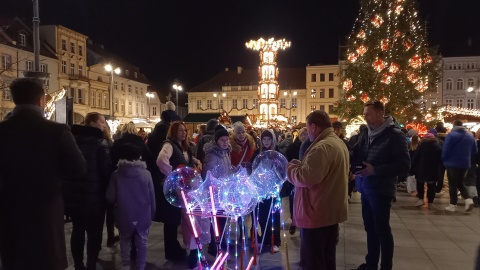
[446,167,471,205]
[70,213,105,269]
[361,193,394,270]
[119,228,149,270]
[300,224,338,270]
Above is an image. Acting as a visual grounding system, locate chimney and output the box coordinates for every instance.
[225,67,229,72]
[237,66,242,74]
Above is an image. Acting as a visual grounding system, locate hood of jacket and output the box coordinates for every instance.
[368,116,398,143]
[117,159,147,177]
[71,125,103,143]
[229,133,256,153]
[204,140,231,156]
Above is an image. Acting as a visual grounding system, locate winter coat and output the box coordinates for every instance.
[106,160,156,233]
[195,131,214,162]
[112,133,156,174]
[147,120,170,160]
[64,125,112,216]
[277,137,293,155]
[442,126,477,169]
[286,127,349,228]
[202,141,232,180]
[0,105,87,270]
[230,133,256,166]
[411,138,442,183]
[351,117,410,197]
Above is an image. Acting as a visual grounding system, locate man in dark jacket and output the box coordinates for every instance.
[0,78,87,270]
[195,118,218,162]
[352,101,410,270]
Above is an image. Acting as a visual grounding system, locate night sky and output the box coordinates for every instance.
[3,0,480,98]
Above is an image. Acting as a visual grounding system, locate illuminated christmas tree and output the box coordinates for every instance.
[335,0,441,124]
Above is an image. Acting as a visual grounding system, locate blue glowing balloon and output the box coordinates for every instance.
[189,170,222,217]
[218,167,258,217]
[251,150,288,199]
[163,167,203,208]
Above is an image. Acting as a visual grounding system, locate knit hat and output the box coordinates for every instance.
[118,143,142,161]
[215,127,229,142]
[206,118,219,132]
[261,129,274,140]
[423,133,435,139]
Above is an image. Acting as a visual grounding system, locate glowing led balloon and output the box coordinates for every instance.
[163,167,203,208]
[189,170,222,216]
[251,150,288,199]
[218,168,258,217]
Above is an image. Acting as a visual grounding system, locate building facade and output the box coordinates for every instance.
[306,64,341,120]
[442,56,480,110]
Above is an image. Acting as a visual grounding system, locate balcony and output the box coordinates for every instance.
[68,73,89,82]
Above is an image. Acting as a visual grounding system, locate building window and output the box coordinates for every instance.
[310,105,316,111]
[77,89,83,104]
[242,99,248,109]
[70,88,75,100]
[2,54,12,70]
[125,70,129,76]
[140,90,143,96]
[26,60,33,71]
[70,42,75,53]
[328,105,334,114]
[467,78,475,88]
[78,45,83,56]
[207,100,212,109]
[152,106,157,116]
[70,63,75,75]
[292,116,297,124]
[136,103,139,114]
[61,61,66,73]
[141,103,145,115]
[128,85,132,93]
[280,98,286,108]
[134,72,137,78]
[319,105,325,111]
[292,98,297,108]
[320,73,325,82]
[128,101,132,113]
[319,89,325,98]
[467,98,474,109]
[196,100,202,109]
[19,33,26,46]
[121,83,124,91]
[456,99,463,108]
[253,99,258,108]
[78,65,83,76]
[91,91,96,107]
[135,87,138,95]
[456,79,464,90]
[2,87,11,101]
[121,100,125,112]
[328,73,334,81]
[40,63,47,73]
[328,88,334,98]
[311,74,316,82]
[446,79,453,90]
[232,99,238,109]
[103,93,108,108]
[219,99,224,109]
[61,39,66,50]
[97,93,102,107]
[114,82,118,90]
[311,89,316,98]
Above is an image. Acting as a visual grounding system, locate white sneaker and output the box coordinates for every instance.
[445,204,457,212]
[465,198,474,212]
[415,199,425,207]
[272,245,280,253]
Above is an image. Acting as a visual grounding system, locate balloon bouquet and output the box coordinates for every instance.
[163,150,288,270]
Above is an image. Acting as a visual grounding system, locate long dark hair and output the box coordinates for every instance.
[167,121,189,151]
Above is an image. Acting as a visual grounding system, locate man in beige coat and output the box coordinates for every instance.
[287,110,349,270]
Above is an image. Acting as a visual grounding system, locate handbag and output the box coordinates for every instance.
[407,175,417,193]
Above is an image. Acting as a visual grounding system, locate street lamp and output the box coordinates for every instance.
[146,92,155,122]
[105,64,121,119]
[172,83,182,114]
[213,92,226,113]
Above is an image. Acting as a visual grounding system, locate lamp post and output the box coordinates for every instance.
[105,64,121,119]
[146,92,154,122]
[173,83,182,114]
[213,92,226,113]
[283,90,297,123]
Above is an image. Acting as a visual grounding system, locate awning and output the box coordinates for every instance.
[183,113,221,123]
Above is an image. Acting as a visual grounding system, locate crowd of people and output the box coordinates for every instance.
[1,78,480,270]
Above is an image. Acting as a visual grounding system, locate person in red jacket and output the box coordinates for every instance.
[229,122,256,166]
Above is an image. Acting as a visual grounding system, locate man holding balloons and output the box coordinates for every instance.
[287,110,349,270]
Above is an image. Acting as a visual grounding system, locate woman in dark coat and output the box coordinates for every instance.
[65,112,112,270]
[411,133,442,208]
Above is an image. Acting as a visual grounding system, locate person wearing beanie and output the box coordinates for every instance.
[249,128,281,253]
[195,119,219,162]
[201,126,232,255]
[229,122,257,166]
[106,143,155,270]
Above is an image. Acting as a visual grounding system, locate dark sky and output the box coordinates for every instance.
[3,0,480,97]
